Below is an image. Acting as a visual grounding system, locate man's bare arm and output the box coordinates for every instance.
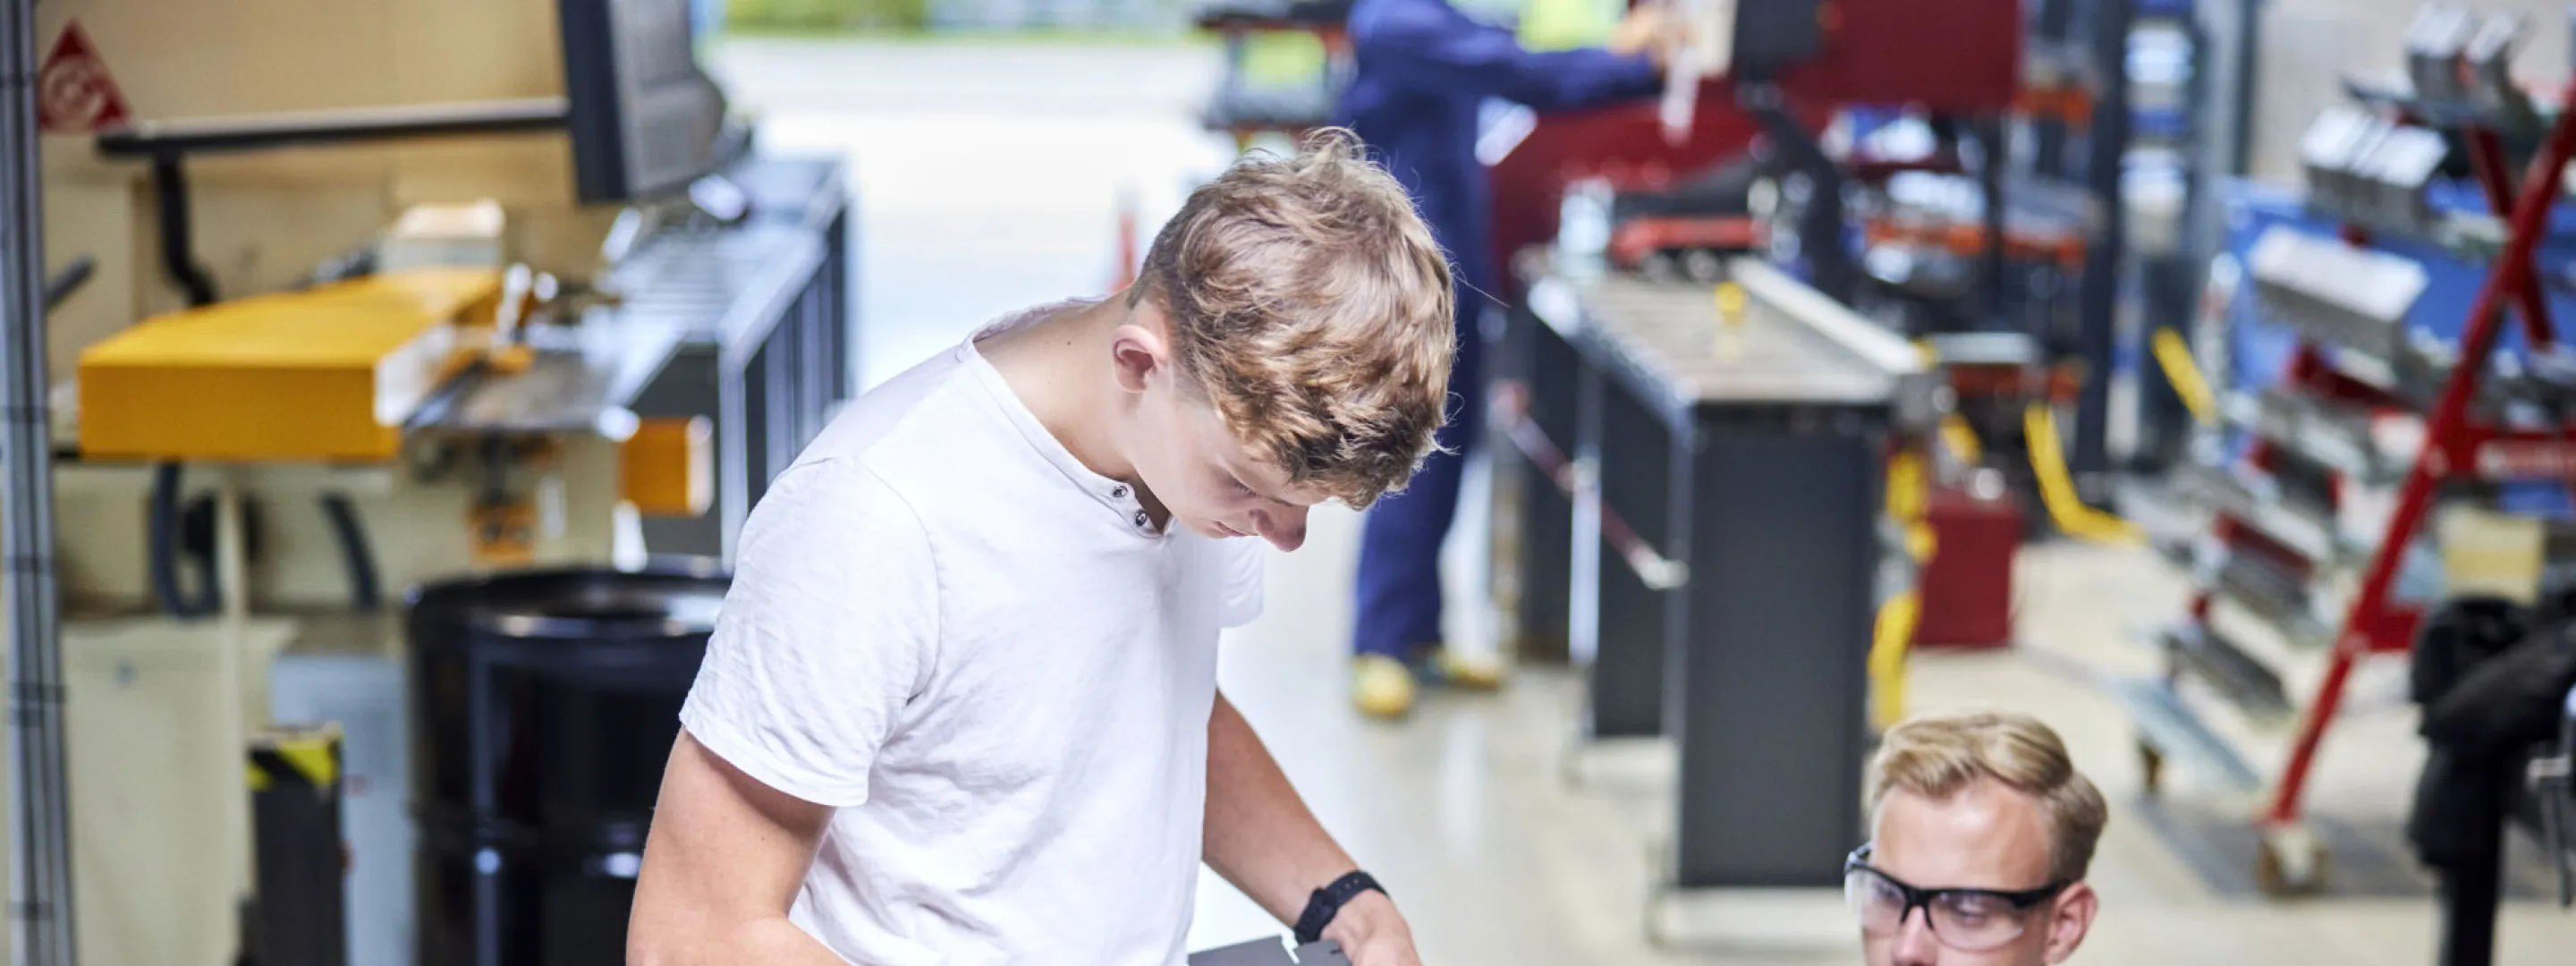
[628,730,850,966]
[1203,691,1420,965]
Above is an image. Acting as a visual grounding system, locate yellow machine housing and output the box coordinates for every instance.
[76,267,502,462]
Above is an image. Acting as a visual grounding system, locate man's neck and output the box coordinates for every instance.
[979,298,1141,489]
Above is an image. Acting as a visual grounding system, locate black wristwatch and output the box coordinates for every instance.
[1293,871,1386,945]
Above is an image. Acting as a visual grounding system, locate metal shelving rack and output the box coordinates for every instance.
[2023,0,2131,491]
[2125,10,2576,894]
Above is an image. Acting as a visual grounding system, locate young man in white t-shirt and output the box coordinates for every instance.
[627,133,1455,966]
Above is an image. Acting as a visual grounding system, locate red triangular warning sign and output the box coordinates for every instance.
[38,21,131,136]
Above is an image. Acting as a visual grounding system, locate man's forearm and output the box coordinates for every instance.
[1202,691,1358,923]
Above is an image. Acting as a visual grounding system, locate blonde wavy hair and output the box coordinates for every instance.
[1130,129,1455,509]
[1869,709,2110,885]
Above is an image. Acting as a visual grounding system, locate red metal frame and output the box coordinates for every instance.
[2264,80,2576,830]
[1487,0,2025,301]
[1606,216,1768,270]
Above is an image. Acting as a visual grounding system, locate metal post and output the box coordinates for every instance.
[2074,0,2133,483]
[1743,91,1854,304]
[0,3,80,964]
[1978,117,2011,323]
[2033,0,2075,176]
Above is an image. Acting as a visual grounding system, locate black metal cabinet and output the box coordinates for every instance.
[1530,264,1928,893]
[622,153,855,563]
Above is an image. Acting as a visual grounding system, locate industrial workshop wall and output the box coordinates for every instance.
[30,0,621,384]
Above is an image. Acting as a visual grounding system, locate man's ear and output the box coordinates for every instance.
[2042,882,2097,963]
[1109,324,1165,394]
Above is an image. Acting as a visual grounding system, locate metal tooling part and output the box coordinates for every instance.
[1188,939,1350,966]
[2362,125,2447,229]
[2333,118,2400,221]
[2233,386,2392,483]
[2174,460,2347,564]
[408,321,686,435]
[413,225,822,437]
[2299,107,2377,212]
[2405,5,2478,103]
[2207,549,2335,652]
[2247,227,2428,361]
[2466,13,2530,110]
[1530,259,1932,430]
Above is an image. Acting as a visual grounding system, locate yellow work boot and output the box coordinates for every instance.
[1352,654,1418,720]
[1432,648,1507,691]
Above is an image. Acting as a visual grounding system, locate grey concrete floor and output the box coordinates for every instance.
[708,36,2576,964]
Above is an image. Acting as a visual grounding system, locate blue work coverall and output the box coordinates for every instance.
[1339,0,1665,661]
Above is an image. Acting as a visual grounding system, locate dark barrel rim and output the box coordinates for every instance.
[407,558,730,644]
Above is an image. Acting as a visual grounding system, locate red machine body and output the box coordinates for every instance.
[1916,486,2021,649]
[1487,0,2025,290]
[1766,0,2024,114]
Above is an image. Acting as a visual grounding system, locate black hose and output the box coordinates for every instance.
[319,494,383,612]
[147,462,216,617]
[42,255,94,310]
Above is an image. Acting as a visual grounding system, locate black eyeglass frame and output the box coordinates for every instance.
[1842,844,2072,947]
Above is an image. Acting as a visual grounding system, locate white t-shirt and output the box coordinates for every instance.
[676,302,1266,965]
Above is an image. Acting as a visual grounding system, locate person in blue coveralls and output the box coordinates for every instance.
[1338,0,1686,718]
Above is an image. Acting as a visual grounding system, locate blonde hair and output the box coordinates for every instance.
[1131,129,1455,509]
[1869,710,2108,885]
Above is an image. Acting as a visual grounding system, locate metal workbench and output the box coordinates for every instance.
[732,153,858,407]
[611,222,834,561]
[424,152,853,564]
[1500,259,1928,911]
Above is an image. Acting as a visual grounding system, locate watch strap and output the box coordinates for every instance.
[1292,871,1385,945]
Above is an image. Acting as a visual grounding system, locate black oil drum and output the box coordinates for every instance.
[407,563,727,966]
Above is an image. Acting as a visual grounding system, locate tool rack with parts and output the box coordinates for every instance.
[2123,6,2576,895]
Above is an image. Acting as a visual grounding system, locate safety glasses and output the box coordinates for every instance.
[1843,844,2069,953]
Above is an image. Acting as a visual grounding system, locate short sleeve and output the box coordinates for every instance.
[679,459,937,809]
[1220,537,1266,629]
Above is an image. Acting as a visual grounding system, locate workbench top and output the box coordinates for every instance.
[608,223,829,370]
[415,221,826,434]
[1527,260,1933,427]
